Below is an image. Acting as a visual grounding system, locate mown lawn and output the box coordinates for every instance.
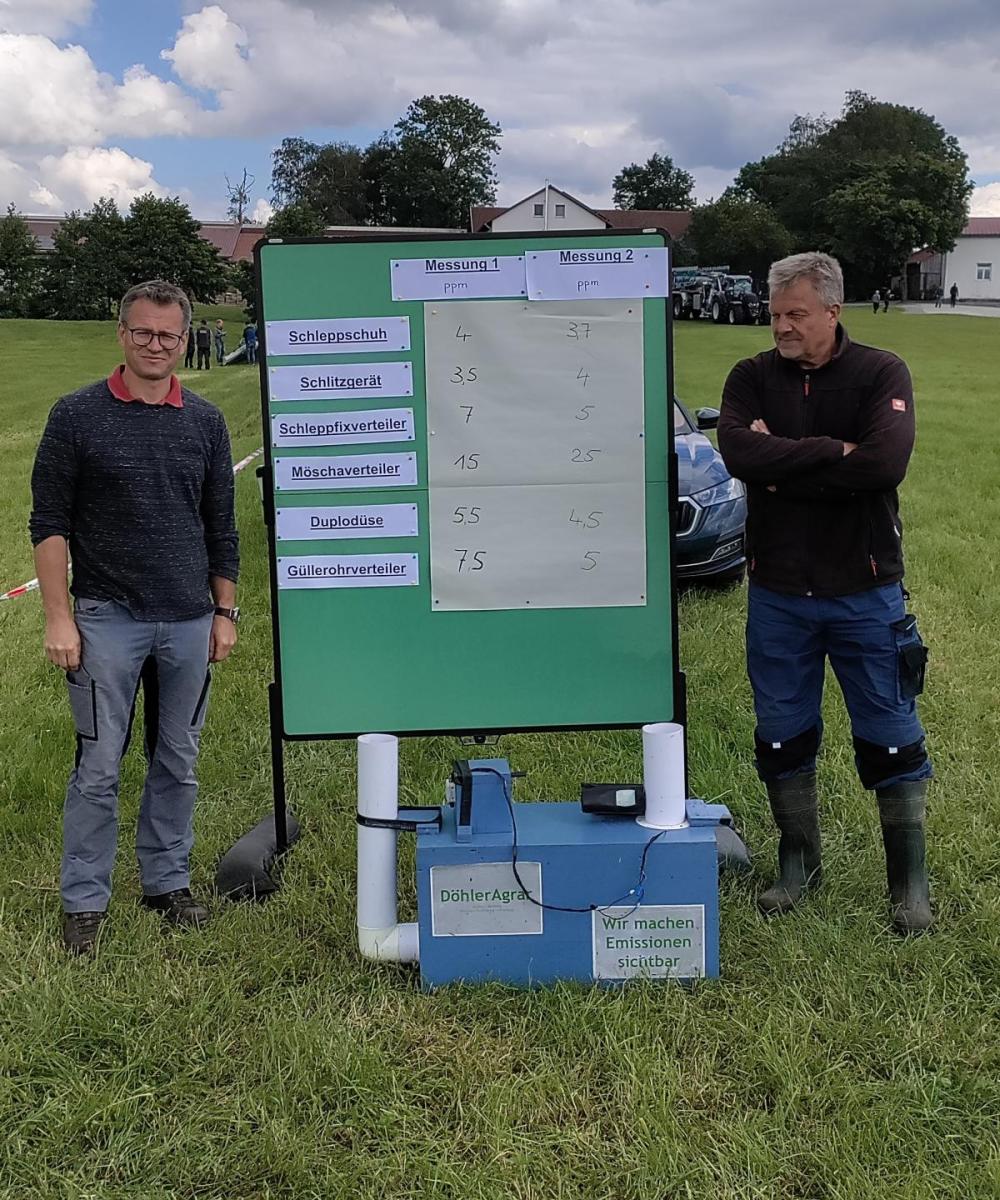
[0,306,997,1199]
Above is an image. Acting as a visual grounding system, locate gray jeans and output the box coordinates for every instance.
[62,598,214,912]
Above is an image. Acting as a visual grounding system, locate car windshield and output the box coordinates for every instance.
[729,277,753,295]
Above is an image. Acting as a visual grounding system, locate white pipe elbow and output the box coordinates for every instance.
[357,921,419,963]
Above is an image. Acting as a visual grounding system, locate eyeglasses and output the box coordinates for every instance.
[122,325,185,351]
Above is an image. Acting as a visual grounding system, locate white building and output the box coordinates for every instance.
[907,217,1000,301]
[470,185,692,242]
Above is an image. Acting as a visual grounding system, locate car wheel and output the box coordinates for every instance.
[673,295,683,320]
[711,300,722,323]
[727,307,738,325]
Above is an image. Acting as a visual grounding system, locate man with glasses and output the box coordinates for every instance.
[30,280,240,956]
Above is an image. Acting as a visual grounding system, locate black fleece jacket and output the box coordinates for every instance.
[718,326,915,597]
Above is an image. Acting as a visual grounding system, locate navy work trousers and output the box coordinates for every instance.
[747,582,932,788]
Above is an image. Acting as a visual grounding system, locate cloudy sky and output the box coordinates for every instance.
[2,0,999,223]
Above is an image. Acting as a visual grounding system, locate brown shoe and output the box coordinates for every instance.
[140,888,210,928]
[63,911,107,956]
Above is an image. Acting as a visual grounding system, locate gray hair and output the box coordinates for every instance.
[768,252,844,308]
[119,280,192,329]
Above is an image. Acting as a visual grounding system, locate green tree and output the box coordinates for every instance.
[0,205,41,317]
[270,137,368,224]
[734,91,972,293]
[125,194,228,301]
[612,153,695,210]
[688,193,793,282]
[362,135,397,226]
[381,94,501,228]
[42,198,128,320]
[265,202,325,241]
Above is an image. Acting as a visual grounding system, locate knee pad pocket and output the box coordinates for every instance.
[755,724,821,779]
[853,736,928,789]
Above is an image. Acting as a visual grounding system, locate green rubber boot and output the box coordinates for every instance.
[876,781,933,935]
[758,773,822,916]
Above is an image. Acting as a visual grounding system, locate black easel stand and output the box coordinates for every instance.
[214,682,300,899]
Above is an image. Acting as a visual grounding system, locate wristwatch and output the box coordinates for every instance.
[214,606,240,624]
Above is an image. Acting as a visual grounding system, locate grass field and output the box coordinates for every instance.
[0,306,997,1200]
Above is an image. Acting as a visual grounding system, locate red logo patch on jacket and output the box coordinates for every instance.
[891,398,907,412]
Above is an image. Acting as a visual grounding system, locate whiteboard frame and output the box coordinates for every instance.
[255,230,684,741]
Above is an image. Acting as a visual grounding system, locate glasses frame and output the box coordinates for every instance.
[121,324,187,351]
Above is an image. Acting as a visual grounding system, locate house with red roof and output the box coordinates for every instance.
[470,185,692,242]
[907,217,1000,301]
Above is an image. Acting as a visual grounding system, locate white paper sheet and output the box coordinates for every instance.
[278,554,419,589]
[276,503,419,541]
[424,299,647,612]
[425,300,645,487]
[265,316,410,356]
[391,254,527,300]
[271,409,415,447]
[274,453,418,490]
[269,361,413,401]
[525,246,669,300]
[429,483,646,611]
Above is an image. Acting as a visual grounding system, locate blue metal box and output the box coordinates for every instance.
[415,772,721,989]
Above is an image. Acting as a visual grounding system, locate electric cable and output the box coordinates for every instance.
[469,766,666,918]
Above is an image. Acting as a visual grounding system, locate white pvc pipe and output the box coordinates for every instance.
[637,722,688,830]
[356,733,419,963]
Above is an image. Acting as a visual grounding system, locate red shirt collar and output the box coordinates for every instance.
[107,366,183,408]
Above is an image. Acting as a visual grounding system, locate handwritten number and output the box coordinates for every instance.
[569,510,602,529]
[455,549,486,572]
[581,552,600,571]
[453,506,481,525]
[570,448,601,463]
[567,322,591,340]
[455,325,472,341]
[460,405,474,423]
[576,404,594,421]
[453,453,480,470]
[577,369,590,387]
[450,366,478,385]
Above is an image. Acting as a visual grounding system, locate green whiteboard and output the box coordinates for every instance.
[256,232,678,737]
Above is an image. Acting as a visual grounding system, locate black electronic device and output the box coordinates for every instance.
[580,783,646,817]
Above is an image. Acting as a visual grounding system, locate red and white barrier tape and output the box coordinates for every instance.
[0,447,264,602]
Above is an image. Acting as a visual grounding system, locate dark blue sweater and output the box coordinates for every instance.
[29,379,240,621]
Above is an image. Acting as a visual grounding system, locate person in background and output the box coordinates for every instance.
[934,285,943,309]
[195,319,212,370]
[243,320,258,365]
[214,319,226,365]
[29,280,240,956]
[184,325,195,369]
[871,288,881,315]
[883,289,891,314]
[718,251,933,937]
[949,282,959,308]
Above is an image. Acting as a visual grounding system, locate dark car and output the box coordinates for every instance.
[674,399,746,583]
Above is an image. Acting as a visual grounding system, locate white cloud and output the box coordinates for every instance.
[0,33,197,147]
[0,145,167,213]
[162,5,250,94]
[251,196,274,223]
[971,183,1000,217]
[38,146,166,208]
[0,0,91,37]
